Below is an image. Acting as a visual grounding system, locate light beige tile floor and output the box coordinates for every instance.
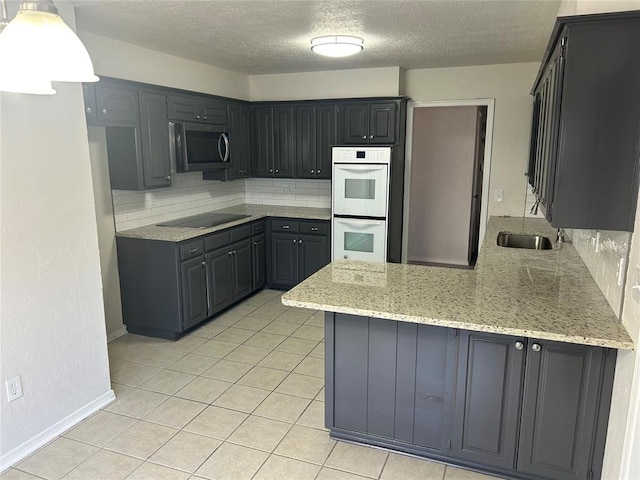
[2,289,503,480]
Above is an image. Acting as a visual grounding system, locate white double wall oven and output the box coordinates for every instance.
[332,146,392,262]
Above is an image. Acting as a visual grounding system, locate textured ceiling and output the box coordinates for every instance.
[70,0,562,75]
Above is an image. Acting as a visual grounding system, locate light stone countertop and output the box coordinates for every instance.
[115,204,331,242]
[282,216,634,350]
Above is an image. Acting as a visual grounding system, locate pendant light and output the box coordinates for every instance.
[0,0,98,95]
[311,35,364,58]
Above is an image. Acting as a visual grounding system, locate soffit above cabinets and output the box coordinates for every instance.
[70,0,562,75]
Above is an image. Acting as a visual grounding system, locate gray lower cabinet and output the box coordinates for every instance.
[252,233,266,290]
[117,221,264,339]
[326,313,616,480]
[268,219,330,288]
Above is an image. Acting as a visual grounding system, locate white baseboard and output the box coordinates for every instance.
[107,326,127,343]
[0,389,116,472]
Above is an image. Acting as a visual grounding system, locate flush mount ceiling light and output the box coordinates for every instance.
[310,35,364,58]
[0,0,99,95]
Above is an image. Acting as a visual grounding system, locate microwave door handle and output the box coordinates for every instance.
[217,134,224,161]
[222,133,230,162]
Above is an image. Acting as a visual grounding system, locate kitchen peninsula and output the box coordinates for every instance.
[281,216,633,480]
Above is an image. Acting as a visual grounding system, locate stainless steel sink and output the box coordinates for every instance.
[496,232,553,250]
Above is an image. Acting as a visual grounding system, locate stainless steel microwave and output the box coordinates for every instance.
[169,122,230,172]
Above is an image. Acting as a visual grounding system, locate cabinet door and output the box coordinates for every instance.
[253,106,274,176]
[231,239,253,301]
[298,234,329,282]
[273,106,295,177]
[200,99,228,125]
[316,104,336,179]
[206,247,233,314]
[369,102,396,144]
[252,233,266,291]
[96,84,138,126]
[167,94,201,123]
[342,104,370,144]
[138,90,171,189]
[452,331,525,470]
[517,340,605,480]
[228,103,246,179]
[180,256,208,331]
[270,232,298,287]
[82,84,98,125]
[241,105,253,176]
[296,106,317,179]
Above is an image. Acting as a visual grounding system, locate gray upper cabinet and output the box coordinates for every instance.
[95,83,139,126]
[252,106,295,178]
[529,12,640,231]
[167,93,228,125]
[227,102,253,179]
[103,85,171,191]
[295,104,336,179]
[340,101,397,145]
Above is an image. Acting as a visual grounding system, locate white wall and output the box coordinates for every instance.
[558,0,640,15]
[404,63,539,217]
[0,9,112,469]
[79,32,250,100]
[249,66,403,101]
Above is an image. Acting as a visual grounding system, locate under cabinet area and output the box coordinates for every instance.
[268,218,330,289]
[325,313,616,480]
[116,220,266,339]
[529,12,640,231]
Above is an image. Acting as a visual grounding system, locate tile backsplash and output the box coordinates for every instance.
[245,178,331,208]
[112,172,245,231]
[569,228,631,318]
[112,175,331,232]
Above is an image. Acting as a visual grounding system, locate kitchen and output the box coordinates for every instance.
[1,1,640,479]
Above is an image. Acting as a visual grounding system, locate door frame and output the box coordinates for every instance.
[402,99,495,264]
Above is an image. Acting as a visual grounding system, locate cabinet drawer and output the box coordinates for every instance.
[251,220,266,235]
[299,221,329,236]
[204,231,230,252]
[179,239,204,260]
[271,219,299,233]
[230,224,252,243]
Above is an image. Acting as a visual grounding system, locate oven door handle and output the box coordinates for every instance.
[336,166,385,173]
[335,218,383,228]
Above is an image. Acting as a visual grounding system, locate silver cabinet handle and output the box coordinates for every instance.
[299,239,303,244]
[531,343,541,352]
[282,225,290,229]
[101,108,107,115]
[311,169,315,174]
[203,116,207,120]
[189,247,198,253]
[369,135,374,139]
[362,135,367,139]
[292,239,297,244]
[201,261,206,267]
[165,175,171,181]
[196,115,201,119]
[317,170,321,174]
[228,251,233,256]
[275,169,279,173]
[86,107,92,114]
[515,341,524,350]
[233,250,237,254]
[270,169,273,173]
[311,227,318,232]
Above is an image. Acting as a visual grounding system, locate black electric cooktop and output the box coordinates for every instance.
[156,212,250,229]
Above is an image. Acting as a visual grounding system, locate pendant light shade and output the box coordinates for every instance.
[311,35,364,57]
[0,0,98,95]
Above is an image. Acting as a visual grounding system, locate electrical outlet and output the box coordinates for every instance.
[6,375,23,402]
[595,231,601,253]
[617,258,626,287]
[283,182,294,195]
[494,189,504,202]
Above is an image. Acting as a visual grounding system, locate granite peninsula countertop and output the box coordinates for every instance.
[282,216,634,350]
[115,204,331,242]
